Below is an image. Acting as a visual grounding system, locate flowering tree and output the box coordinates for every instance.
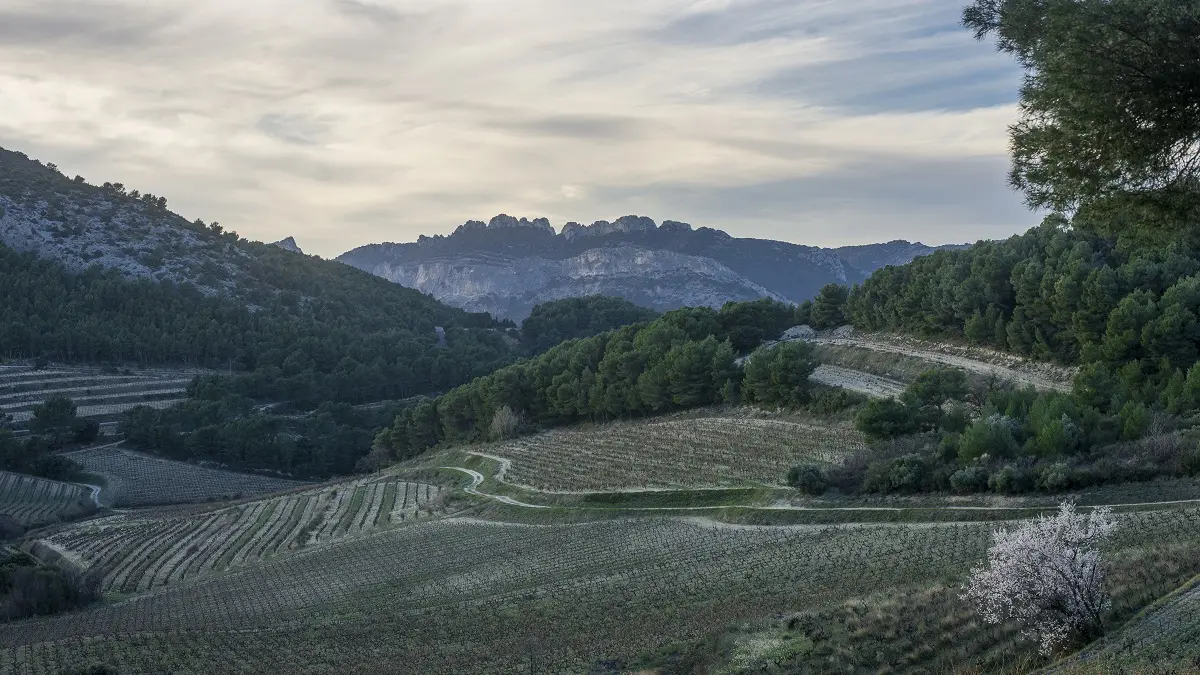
[962,502,1118,654]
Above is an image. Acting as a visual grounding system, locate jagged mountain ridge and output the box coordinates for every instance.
[338,214,964,320]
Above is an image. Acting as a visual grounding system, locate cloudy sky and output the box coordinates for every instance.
[0,0,1036,258]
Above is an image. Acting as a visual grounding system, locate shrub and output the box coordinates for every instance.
[1036,462,1072,492]
[988,465,1032,494]
[787,465,828,495]
[950,466,990,494]
[70,419,100,444]
[1117,401,1151,440]
[958,418,1019,462]
[864,454,927,494]
[807,388,865,416]
[854,398,918,441]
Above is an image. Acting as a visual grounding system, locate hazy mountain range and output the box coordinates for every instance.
[337,215,967,320]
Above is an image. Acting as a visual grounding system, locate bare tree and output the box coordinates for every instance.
[489,405,523,441]
[962,502,1118,654]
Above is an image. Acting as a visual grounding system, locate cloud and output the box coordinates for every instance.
[0,0,1035,257]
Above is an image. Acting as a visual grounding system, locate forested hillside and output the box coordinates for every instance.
[519,296,659,354]
[377,299,825,459]
[792,0,1200,500]
[847,0,1200,415]
[0,147,523,476]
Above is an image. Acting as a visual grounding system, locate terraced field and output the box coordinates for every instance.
[0,471,94,527]
[64,446,309,507]
[3,505,1200,674]
[0,364,198,425]
[1055,575,1200,673]
[477,408,867,492]
[27,476,443,595]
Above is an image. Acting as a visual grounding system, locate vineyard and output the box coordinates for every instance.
[0,471,94,527]
[477,408,867,492]
[0,364,196,425]
[63,446,309,507]
[1,505,1199,674]
[1054,575,1200,673]
[26,476,444,595]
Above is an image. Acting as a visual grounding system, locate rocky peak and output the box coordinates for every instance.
[560,221,586,241]
[660,220,694,233]
[271,237,303,254]
[558,215,661,240]
[452,220,488,235]
[486,214,554,233]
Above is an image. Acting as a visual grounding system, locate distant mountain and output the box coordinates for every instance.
[338,214,965,320]
[271,237,304,255]
[834,240,971,277]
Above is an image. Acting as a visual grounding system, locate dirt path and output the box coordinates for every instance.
[809,333,1075,392]
[440,467,550,509]
[443,463,1200,515]
[810,365,906,398]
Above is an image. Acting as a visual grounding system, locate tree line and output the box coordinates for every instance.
[376,299,813,459]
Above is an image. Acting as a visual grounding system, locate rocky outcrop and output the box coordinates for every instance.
[271,237,303,254]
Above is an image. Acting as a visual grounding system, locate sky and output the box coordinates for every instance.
[0,0,1038,258]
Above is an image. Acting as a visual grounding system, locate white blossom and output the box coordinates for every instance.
[961,501,1118,654]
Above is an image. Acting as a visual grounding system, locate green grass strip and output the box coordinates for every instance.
[214,500,278,571]
[336,486,368,536]
[376,481,397,527]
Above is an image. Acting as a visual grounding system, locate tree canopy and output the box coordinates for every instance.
[964,0,1200,230]
[521,296,658,354]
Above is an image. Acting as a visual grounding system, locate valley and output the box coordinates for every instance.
[3,4,1198,667]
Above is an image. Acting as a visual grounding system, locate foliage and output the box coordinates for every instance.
[810,284,849,329]
[0,430,84,482]
[786,464,828,495]
[962,0,1200,223]
[119,397,403,479]
[70,419,101,444]
[488,405,523,441]
[380,301,797,458]
[521,296,658,354]
[30,394,77,437]
[854,398,920,441]
[0,550,101,622]
[741,341,818,408]
[962,502,1118,654]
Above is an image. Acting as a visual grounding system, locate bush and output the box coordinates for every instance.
[787,465,828,495]
[807,388,865,416]
[958,417,1020,462]
[989,465,1032,494]
[1117,401,1151,440]
[0,556,101,622]
[70,419,100,444]
[950,466,990,493]
[854,398,919,441]
[1036,462,1072,492]
[864,454,927,494]
[741,341,818,408]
